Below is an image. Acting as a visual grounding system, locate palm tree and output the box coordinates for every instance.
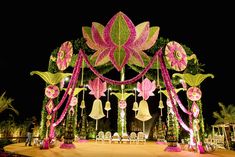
[213,102,235,124]
[0,92,19,115]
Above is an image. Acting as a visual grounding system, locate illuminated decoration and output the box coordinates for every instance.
[165,41,187,71]
[80,100,85,116]
[137,78,156,100]
[88,77,107,130]
[56,41,73,71]
[187,87,202,101]
[32,11,214,150]
[82,11,159,71]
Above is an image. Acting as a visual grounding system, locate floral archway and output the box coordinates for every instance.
[31,11,213,152]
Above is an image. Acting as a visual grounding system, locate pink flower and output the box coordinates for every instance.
[88,77,107,99]
[56,41,73,71]
[137,78,156,100]
[45,85,60,99]
[118,100,127,109]
[165,41,187,71]
[186,87,202,101]
[191,101,199,118]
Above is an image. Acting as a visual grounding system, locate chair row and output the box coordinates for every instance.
[96,131,146,144]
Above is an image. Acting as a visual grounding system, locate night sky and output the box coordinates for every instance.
[0,1,234,126]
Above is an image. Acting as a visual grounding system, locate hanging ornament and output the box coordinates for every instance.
[104,87,111,118]
[137,78,156,100]
[56,41,73,71]
[191,101,199,118]
[69,96,78,116]
[165,41,188,71]
[132,88,139,117]
[186,87,202,101]
[158,87,164,116]
[80,100,86,116]
[88,77,107,130]
[45,85,60,114]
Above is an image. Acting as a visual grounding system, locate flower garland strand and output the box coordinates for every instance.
[53,53,83,126]
[80,49,161,85]
[158,51,194,146]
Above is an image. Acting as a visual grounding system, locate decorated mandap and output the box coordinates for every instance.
[31,11,214,153]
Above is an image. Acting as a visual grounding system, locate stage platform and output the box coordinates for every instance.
[3,140,235,157]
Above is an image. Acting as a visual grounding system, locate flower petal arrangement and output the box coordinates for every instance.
[137,78,156,100]
[56,41,73,71]
[82,11,160,71]
[165,41,187,71]
[45,85,60,99]
[186,87,202,101]
[88,77,107,99]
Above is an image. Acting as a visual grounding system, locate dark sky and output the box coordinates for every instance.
[0,1,234,126]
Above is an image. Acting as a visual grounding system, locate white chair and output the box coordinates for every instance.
[111,132,120,143]
[104,131,112,143]
[96,131,104,143]
[121,133,130,143]
[137,132,146,144]
[129,132,137,144]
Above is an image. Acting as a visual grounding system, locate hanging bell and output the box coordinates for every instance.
[132,102,139,117]
[89,99,105,120]
[136,100,152,121]
[104,101,111,118]
[80,100,86,116]
[158,100,164,109]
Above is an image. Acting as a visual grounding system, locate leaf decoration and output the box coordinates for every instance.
[88,77,107,99]
[158,88,185,98]
[137,78,156,100]
[63,87,86,96]
[30,71,72,85]
[172,73,214,87]
[82,11,159,71]
[110,92,134,100]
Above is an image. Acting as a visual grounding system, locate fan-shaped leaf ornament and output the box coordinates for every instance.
[110,92,134,100]
[56,41,73,71]
[82,11,159,71]
[137,78,156,100]
[172,73,214,87]
[186,87,202,101]
[63,87,86,96]
[165,41,187,71]
[88,77,107,99]
[30,71,72,85]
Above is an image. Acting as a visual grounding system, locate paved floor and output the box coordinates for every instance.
[4,141,235,157]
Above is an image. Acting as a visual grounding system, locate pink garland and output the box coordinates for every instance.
[53,54,82,127]
[159,51,193,135]
[53,54,81,112]
[80,48,162,85]
[60,143,76,149]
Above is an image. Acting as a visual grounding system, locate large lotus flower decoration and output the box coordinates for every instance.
[165,41,187,71]
[56,41,73,71]
[82,11,160,71]
[137,78,156,100]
